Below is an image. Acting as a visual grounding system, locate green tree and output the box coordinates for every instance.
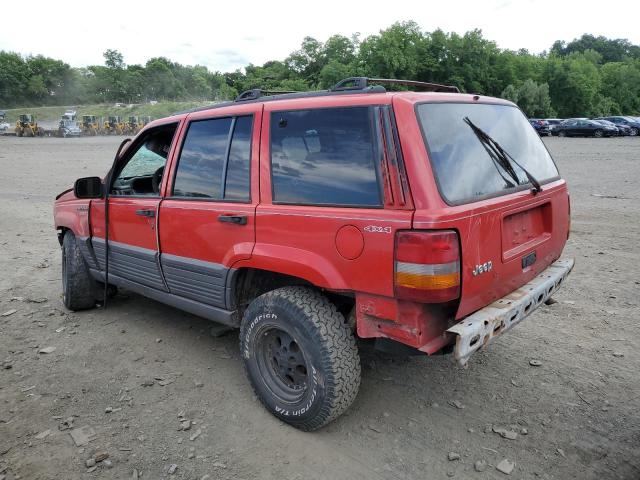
[501,80,555,117]
[144,57,179,100]
[359,21,426,80]
[599,61,640,113]
[544,52,602,116]
[0,51,29,106]
[104,49,125,69]
[3,27,640,117]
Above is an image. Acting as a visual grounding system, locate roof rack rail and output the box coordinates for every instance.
[235,88,299,102]
[331,77,460,93]
[173,76,461,116]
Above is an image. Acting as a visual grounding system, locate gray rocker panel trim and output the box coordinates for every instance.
[92,237,166,291]
[160,253,228,308]
[89,269,239,327]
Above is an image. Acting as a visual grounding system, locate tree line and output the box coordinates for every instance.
[2,22,640,118]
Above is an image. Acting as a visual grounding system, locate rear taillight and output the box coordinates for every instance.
[394,230,461,303]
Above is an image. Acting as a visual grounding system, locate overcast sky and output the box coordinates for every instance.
[2,0,639,71]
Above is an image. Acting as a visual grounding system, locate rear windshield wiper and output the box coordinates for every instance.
[463,117,542,194]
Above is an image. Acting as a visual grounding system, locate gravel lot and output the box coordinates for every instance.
[0,135,638,480]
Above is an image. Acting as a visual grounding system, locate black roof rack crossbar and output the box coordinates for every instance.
[235,88,300,102]
[331,77,460,93]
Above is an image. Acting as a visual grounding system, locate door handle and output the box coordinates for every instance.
[136,209,156,218]
[218,214,247,225]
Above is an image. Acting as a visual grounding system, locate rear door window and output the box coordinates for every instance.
[417,103,559,205]
[172,115,252,201]
[270,107,381,207]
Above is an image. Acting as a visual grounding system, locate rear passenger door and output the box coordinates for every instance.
[158,105,260,309]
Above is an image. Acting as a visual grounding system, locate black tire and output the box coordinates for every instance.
[558,130,566,137]
[240,286,361,431]
[594,129,603,138]
[629,127,638,136]
[61,231,96,311]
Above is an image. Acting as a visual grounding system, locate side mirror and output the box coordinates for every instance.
[74,176,103,199]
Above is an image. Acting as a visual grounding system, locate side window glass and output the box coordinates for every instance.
[111,124,177,196]
[172,118,232,198]
[270,107,381,207]
[172,115,253,201]
[224,116,252,201]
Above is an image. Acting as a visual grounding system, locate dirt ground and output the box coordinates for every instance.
[0,135,638,480]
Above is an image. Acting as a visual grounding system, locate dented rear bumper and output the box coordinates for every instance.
[447,258,575,367]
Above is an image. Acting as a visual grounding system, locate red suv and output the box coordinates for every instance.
[54,77,573,431]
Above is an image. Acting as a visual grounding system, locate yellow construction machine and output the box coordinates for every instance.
[15,114,44,137]
[102,116,125,135]
[80,115,100,135]
[124,116,144,135]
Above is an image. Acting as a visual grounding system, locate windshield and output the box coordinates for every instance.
[417,103,559,205]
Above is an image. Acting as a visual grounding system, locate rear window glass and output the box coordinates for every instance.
[270,107,381,207]
[417,103,559,205]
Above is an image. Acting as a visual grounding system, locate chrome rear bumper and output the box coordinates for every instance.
[447,258,575,367]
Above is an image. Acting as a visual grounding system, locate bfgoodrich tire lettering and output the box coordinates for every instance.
[240,286,361,431]
[62,231,96,311]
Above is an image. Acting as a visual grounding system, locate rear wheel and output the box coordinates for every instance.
[240,287,361,431]
[61,231,97,311]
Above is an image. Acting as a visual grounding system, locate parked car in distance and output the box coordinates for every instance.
[595,116,640,136]
[54,77,573,431]
[529,118,551,136]
[555,119,618,137]
[0,110,9,131]
[544,118,563,134]
[56,119,82,137]
[592,119,630,136]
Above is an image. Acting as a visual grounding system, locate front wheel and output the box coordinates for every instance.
[594,129,603,138]
[62,231,97,311]
[240,287,361,431]
[558,131,566,137]
[629,127,638,136]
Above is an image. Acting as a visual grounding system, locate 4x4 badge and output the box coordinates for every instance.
[363,225,392,234]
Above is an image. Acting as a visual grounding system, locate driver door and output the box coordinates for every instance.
[90,121,180,290]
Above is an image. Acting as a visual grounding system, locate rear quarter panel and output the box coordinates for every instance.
[234,94,414,295]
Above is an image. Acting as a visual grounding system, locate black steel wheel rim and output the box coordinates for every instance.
[255,325,309,403]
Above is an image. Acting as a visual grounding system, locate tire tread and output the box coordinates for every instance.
[62,231,96,311]
[240,286,361,431]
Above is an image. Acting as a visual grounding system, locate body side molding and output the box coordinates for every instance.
[89,269,238,327]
